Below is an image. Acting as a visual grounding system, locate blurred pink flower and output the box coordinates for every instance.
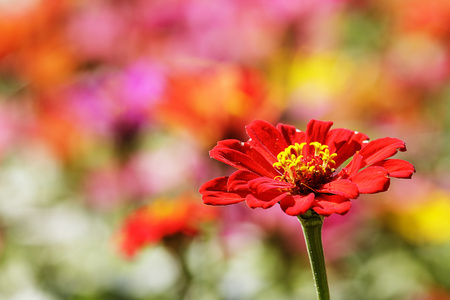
[66,2,126,61]
[126,137,207,196]
[84,136,207,208]
[65,60,165,137]
[0,104,30,158]
[386,35,450,90]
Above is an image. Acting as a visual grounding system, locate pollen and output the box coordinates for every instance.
[273,142,337,193]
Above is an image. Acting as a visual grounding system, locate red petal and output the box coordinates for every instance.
[372,159,415,179]
[245,177,292,208]
[246,120,289,160]
[358,137,407,167]
[227,170,259,191]
[279,193,315,216]
[276,123,306,146]
[326,128,369,167]
[246,192,289,209]
[200,176,247,205]
[305,119,334,156]
[350,166,390,194]
[318,179,359,199]
[339,154,364,178]
[248,177,293,195]
[312,194,352,216]
[210,139,279,177]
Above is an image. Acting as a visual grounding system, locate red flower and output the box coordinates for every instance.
[117,197,217,258]
[199,120,415,217]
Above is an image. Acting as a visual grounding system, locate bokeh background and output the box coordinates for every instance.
[0,0,449,299]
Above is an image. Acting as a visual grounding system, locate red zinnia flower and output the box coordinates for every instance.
[199,119,415,217]
[117,197,217,258]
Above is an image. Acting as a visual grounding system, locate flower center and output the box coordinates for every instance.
[273,142,337,194]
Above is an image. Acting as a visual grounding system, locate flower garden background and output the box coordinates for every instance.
[0,0,449,299]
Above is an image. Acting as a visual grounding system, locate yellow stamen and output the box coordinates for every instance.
[272,142,337,189]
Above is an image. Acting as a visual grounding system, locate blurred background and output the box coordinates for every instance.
[0,0,449,299]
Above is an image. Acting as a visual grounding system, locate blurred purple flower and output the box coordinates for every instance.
[64,60,165,137]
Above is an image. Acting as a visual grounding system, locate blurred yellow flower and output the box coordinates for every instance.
[390,191,450,244]
[288,52,354,101]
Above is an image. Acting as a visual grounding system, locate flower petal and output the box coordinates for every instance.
[339,154,364,178]
[305,119,334,156]
[279,193,315,216]
[210,139,279,177]
[326,128,369,167]
[199,176,247,205]
[276,123,306,146]
[227,170,259,191]
[245,177,293,209]
[372,159,416,179]
[312,194,352,216]
[246,120,289,160]
[246,192,289,209]
[358,137,407,167]
[248,177,293,195]
[350,166,390,194]
[318,179,359,199]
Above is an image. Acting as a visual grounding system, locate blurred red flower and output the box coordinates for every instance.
[0,0,63,58]
[118,196,218,258]
[200,119,415,216]
[157,65,281,147]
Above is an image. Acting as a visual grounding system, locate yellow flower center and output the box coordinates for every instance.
[273,142,337,194]
[146,199,185,220]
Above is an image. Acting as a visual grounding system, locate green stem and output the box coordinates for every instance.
[298,211,330,300]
